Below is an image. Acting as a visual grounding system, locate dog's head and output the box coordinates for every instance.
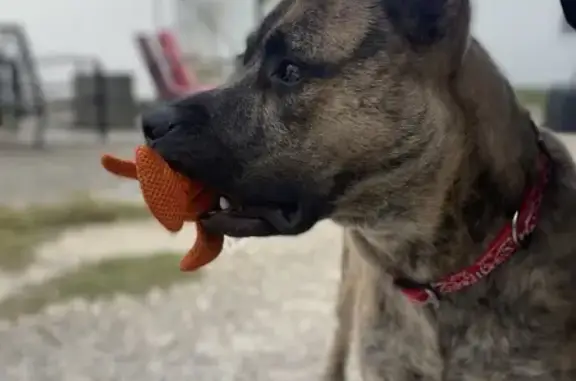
[143,0,472,238]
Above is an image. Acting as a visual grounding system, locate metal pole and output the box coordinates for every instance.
[93,63,108,143]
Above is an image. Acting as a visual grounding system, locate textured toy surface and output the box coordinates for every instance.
[101,145,224,271]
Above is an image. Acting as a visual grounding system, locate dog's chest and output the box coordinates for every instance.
[354,282,555,381]
[354,279,444,381]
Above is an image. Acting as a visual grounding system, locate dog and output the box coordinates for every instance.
[141,0,576,379]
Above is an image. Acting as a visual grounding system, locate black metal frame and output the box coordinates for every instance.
[0,23,47,147]
[37,54,110,141]
[0,24,115,148]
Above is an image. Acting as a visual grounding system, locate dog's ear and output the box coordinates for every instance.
[382,0,470,47]
[236,31,257,67]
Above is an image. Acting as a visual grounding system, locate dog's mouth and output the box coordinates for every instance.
[199,195,311,238]
[148,139,322,238]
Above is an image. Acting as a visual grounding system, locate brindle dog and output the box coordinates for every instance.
[142,0,576,379]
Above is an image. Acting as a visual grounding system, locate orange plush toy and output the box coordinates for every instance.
[101,145,224,271]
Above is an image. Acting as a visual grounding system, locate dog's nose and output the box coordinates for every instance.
[141,106,178,142]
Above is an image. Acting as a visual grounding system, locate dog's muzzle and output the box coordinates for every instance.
[140,103,321,238]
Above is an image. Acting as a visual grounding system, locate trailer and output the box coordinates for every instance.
[545,0,576,132]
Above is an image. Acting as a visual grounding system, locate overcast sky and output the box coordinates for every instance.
[473,0,576,86]
[0,0,574,98]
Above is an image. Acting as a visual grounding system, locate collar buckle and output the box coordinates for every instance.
[511,210,521,246]
[422,288,440,308]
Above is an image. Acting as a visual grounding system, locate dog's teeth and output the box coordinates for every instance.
[219,197,231,210]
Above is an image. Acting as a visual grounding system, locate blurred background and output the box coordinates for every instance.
[0,0,574,380]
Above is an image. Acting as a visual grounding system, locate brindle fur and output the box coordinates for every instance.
[143,0,576,379]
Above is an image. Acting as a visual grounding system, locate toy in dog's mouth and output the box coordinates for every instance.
[101,145,313,272]
[101,145,225,272]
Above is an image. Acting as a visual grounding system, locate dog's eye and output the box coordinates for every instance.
[272,59,302,85]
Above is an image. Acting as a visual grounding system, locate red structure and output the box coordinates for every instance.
[136,29,213,100]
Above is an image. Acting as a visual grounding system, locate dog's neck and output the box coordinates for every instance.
[351,40,542,283]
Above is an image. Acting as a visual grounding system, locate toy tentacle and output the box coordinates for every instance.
[180,223,224,271]
[101,155,138,179]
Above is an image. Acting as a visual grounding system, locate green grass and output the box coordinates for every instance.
[0,252,201,321]
[515,88,547,110]
[0,198,150,272]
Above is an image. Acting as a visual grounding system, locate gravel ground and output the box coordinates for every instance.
[0,221,198,301]
[0,221,351,381]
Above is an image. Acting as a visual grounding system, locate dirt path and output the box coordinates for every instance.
[0,221,351,381]
[0,129,143,206]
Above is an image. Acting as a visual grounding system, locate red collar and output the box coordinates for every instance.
[396,139,551,306]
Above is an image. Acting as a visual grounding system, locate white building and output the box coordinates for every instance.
[0,0,574,99]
